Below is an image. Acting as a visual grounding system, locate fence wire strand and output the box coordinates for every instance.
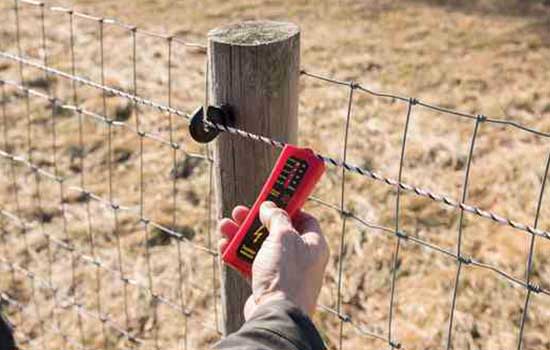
[445,114,482,350]
[387,98,414,350]
[1,1,549,349]
[1,54,549,243]
[516,151,550,350]
[335,84,354,350]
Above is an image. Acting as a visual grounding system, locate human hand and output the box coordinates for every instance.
[218,201,330,320]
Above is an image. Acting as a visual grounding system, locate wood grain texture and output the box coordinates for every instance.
[209,20,300,335]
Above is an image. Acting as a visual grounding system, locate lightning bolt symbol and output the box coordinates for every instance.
[253,226,266,244]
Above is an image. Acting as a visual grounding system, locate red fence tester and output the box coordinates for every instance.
[222,145,326,276]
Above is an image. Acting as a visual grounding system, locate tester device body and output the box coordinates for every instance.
[222,145,325,276]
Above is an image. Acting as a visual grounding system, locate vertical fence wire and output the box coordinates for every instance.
[335,84,354,350]
[1,2,222,348]
[387,98,415,350]
[516,151,550,350]
[41,5,71,347]
[207,149,218,334]
[98,15,132,346]
[67,7,109,346]
[130,26,161,350]
[16,2,50,347]
[1,75,28,341]
[204,57,220,336]
[2,2,550,350]
[445,115,483,349]
[166,35,191,350]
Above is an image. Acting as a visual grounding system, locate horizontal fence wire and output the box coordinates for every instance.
[0,291,123,350]
[1,1,218,348]
[1,1,549,349]
[0,206,217,325]
[2,56,550,242]
[13,0,207,50]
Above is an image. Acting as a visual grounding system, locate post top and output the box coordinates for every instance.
[208,21,299,46]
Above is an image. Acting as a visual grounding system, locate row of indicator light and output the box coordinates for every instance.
[238,158,309,262]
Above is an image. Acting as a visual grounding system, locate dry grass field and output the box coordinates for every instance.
[0,0,549,349]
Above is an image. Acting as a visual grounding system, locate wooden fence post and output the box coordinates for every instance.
[208,21,300,335]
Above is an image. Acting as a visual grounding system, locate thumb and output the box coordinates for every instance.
[259,201,294,235]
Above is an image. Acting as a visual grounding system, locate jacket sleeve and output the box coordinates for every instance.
[0,312,16,350]
[213,299,325,350]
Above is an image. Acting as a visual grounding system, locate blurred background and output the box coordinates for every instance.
[0,0,549,349]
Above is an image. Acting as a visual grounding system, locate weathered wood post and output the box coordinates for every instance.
[209,21,300,335]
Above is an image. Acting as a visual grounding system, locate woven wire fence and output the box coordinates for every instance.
[0,1,549,349]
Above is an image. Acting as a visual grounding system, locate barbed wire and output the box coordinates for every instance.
[1,1,549,349]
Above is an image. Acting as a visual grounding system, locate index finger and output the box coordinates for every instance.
[293,211,329,258]
[293,210,321,234]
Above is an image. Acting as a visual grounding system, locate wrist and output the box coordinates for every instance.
[255,290,314,317]
[254,290,287,307]
[245,291,288,320]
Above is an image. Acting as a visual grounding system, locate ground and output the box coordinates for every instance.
[0,0,549,349]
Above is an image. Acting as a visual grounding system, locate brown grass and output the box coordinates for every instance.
[0,0,549,349]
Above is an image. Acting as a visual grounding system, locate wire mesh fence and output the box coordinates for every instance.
[0,1,549,349]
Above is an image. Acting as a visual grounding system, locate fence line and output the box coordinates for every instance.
[0,206,218,329]
[2,56,550,242]
[1,1,549,349]
[300,70,550,139]
[3,1,218,348]
[2,91,548,347]
[0,258,144,345]
[1,52,549,349]
[13,0,207,50]
[0,291,105,350]
[2,76,550,347]
[445,116,482,349]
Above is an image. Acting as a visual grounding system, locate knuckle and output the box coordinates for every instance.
[271,226,297,240]
[270,208,287,218]
[267,209,289,227]
[268,226,298,245]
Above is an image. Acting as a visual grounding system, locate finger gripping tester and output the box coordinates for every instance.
[222,145,326,276]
